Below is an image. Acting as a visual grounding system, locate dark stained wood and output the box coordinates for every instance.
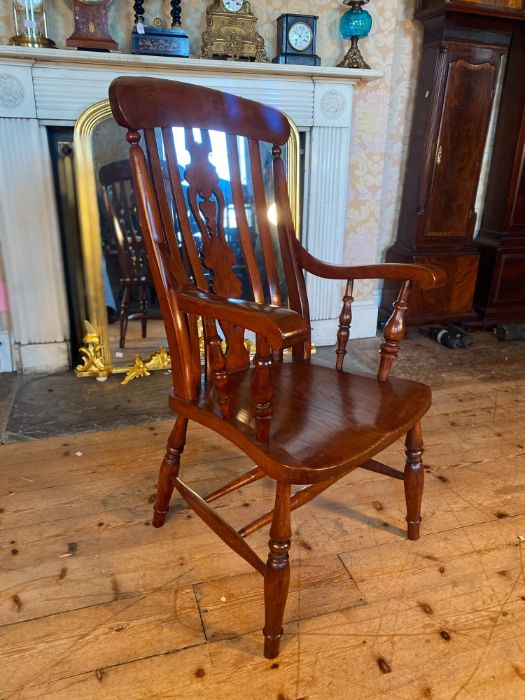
[109,77,291,145]
[204,465,265,503]
[404,421,424,541]
[173,477,266,576]
[250,336,274,443]
[378,281,411,382]
[475,24,525,325]
[360,458,405,480]
[98,159,152,349]
[382,0,525,326]
[109,76,446,657]
[336,280,354,371]
[152,415,188,528]
[263,482,291,659]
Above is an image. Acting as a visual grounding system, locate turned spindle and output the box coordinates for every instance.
[251,336,273,443]
[335,279,354,371]
[377,280,411,381]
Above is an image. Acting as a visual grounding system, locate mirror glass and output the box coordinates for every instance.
[75,100,297,380]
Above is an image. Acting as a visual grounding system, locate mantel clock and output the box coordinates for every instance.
[201,0,268,62]
[273,14,320,66]
[66,0,118,52]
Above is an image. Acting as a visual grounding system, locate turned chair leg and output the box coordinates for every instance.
[263,482,292,659]
[153,416,189,528]
[119,286,130,349]
[404,421,424,540]
[139,285,148,339]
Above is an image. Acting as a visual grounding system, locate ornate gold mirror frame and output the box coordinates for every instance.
[73,98,301,383]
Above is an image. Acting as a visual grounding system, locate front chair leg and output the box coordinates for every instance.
[153,416,188,528]
[263,482,292,659]
[404,421,424,540]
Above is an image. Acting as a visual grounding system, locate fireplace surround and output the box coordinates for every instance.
[0,46,381,374]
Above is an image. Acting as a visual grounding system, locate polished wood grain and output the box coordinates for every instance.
[383,1,525,326]
[2,358,525,697]
[108,76,445,657]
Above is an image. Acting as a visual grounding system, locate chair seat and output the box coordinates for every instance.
[169,362,431,484]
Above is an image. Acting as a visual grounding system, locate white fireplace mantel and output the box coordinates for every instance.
[0,46,382,373]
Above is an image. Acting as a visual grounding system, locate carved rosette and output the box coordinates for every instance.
[321,90,346,121]
[0,74,24,109]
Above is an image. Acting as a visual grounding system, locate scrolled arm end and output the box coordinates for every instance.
[175,286,309,351]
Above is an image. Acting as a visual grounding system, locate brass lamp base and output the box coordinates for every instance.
[337,37,369,70]
[9,34,56,48]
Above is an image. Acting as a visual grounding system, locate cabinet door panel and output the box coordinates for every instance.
[426,54,498,239]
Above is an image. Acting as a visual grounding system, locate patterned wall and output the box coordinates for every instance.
[0,0,421,310]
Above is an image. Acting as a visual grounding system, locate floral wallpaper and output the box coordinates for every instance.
[0,0,421,309]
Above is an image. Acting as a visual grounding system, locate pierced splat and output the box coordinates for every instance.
[183,128,249,372]
[184,128,242,299]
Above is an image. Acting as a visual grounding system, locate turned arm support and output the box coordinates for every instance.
[176,287,309,441]
[176,286,309,351]
[295,242,447,379]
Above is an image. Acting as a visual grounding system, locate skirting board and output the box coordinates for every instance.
[310,299,378,347]
[19,341,70,374]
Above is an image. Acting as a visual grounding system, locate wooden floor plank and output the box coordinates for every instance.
[2,368,525,698]
[194,553,365,642]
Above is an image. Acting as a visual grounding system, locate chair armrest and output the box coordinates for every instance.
[296,244,447,290]
[176,286,309,351]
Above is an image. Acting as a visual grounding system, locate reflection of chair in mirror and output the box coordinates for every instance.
[109,77,446,659]
[98,159,152,348]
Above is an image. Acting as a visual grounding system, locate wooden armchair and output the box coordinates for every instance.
[109,77,446,659]
[98,159,152,348]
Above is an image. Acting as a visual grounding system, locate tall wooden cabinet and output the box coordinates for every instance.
[382,1,523,326]
[474,23,525,326]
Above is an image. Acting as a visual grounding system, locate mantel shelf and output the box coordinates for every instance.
[0,45,383,83]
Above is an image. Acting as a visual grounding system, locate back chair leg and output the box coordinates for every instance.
[263,482,292,659]
[119,286,130,349]
[139,285,148,339]
[404,421,424,540]
[153,416,189,528]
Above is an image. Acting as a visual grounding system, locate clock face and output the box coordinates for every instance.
[222,0,243,12]
[288,22,313,52]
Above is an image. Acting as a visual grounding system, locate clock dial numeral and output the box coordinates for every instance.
[222,0,243,12]
[288,22,313,52]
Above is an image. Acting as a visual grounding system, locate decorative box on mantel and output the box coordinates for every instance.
[0,47,382,374]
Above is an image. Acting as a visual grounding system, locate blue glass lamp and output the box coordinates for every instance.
[337,0,372,70]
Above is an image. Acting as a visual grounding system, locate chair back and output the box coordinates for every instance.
[99,159,149,284]
[109,77,311,400]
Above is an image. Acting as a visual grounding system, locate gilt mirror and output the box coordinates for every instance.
[73,98,301,383]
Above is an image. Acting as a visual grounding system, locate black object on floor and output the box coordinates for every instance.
[494,324,525,341]
[447,323,473,348]
[418,325,462,349]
